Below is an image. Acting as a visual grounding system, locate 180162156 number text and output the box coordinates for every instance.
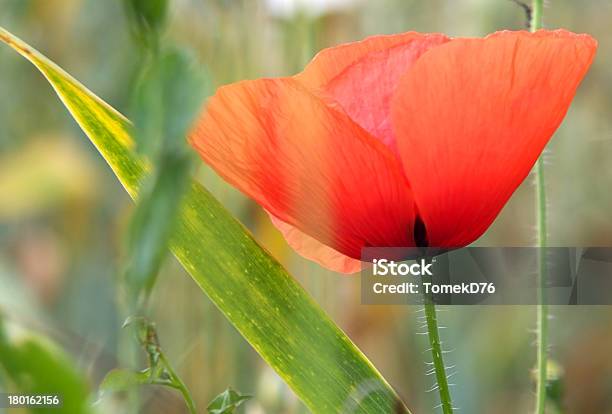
[1,394,62,408]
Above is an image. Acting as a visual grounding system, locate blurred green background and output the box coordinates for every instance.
[1,0,612,413]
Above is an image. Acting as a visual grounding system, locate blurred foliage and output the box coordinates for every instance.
[1,1,612,413]
[0,317,92,414]
[124,0,169,51]
[123,48,207,306]
[0,138,97,220]
[118,4,209,409]
[123,0,208,308]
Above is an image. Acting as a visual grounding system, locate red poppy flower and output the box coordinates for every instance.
[190,30,597,273]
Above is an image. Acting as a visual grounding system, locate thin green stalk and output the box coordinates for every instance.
[423,296,453,414]
[160,353,197,414]
[531,1,548,413]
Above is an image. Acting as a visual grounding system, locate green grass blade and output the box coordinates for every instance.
[0,27,410,413]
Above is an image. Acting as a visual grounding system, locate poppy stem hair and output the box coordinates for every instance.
[530,1,550,414]
[414,220,453,411]
[423,296,454,414]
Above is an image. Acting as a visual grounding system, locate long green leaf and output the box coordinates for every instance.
[0,27,410,414]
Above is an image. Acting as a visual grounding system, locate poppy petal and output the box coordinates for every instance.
[296,32,430,89]
[392,30,597,247]
[296,33,450,155]
[190,77,417,259]
[323,34,449,155]
[267,212,362,274]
